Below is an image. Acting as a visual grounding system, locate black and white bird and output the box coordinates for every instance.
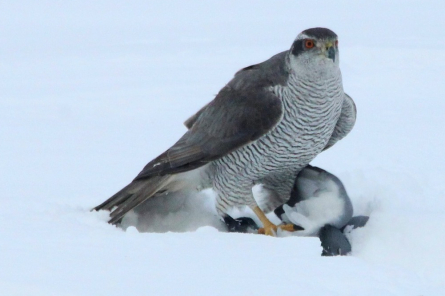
[94,27,356,236]
[227,165,369,256]
[275,165,354,236]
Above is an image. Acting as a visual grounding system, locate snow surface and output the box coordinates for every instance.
[2,1,445,295]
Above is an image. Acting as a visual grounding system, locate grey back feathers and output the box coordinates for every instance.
[132,51,296,181]
[183,52,288,130]
[233,51,289,87]
[135,82,283,180]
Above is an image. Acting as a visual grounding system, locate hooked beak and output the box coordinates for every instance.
[320,41,336,62]
[328,46,335,62]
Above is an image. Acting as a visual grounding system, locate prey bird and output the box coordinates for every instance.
[93,27,356,236]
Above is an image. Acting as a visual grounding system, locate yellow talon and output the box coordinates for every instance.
[258,224,296,236]
[252,206,297,236]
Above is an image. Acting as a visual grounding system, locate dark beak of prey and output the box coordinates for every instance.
[328,46,335,62]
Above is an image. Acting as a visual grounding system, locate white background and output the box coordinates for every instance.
[1,1,445,295]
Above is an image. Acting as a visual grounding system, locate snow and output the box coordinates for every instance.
[1,1,445,295]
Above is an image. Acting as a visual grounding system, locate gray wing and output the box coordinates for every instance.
[323,93,356,151]
[135,52,289,180]
[184,51,288,129]
[95,87,282,224]
[135,85,282,180]
[184,102,210,129]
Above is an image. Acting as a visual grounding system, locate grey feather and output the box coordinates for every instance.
[323,93,356,151]
[96,176,173,225]
[135,77,283,180]
[184,102,210,129]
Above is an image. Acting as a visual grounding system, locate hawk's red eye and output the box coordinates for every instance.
[305,39,315,49]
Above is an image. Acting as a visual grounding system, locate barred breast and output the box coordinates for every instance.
[211,71,344,215]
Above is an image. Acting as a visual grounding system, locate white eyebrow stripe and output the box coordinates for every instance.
[296,33,310,40]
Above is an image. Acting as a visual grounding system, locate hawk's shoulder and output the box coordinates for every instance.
[230,51,289,90]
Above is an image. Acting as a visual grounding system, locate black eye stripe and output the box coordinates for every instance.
[291,39,305,56]
[291,38,338,57]
[291,39,315,56]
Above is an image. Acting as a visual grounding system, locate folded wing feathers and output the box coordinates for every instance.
[105,176,172,225]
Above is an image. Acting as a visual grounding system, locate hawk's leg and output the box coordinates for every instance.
[252,206,297,236]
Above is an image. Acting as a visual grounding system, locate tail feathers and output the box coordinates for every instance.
[93,175,173,225]
[92,181,145,211]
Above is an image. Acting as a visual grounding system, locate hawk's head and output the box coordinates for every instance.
[288,27,340,74]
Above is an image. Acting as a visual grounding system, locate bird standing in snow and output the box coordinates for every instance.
[94,27,356,236]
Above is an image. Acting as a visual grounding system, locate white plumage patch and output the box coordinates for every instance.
[282,178,347,236]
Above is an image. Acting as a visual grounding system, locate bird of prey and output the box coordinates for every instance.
[94,27,356,236]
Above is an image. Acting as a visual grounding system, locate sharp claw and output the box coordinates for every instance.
[258,224,301,235]
[258,225,278,236]
[293,224,305,231]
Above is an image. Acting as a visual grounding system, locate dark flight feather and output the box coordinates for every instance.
[134,52,289,181]
[94,51,290,223]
